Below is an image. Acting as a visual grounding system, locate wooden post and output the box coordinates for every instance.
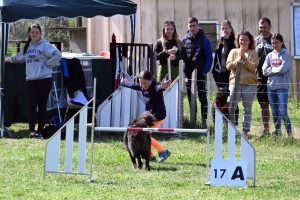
[190,69,197,123]
[179,60,184,128]
[228,61,242,123]
[110,42,116,59]
[76,17,82,27]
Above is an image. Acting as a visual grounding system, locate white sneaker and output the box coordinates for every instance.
[72,90,88,105]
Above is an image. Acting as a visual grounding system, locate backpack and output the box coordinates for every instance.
[42,125,66,139]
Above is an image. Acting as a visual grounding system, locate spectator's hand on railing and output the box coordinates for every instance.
[167,49,177,55]
[121,77,127,83]
[161,79,171,89]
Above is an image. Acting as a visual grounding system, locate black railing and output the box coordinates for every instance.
[110,42,154,76]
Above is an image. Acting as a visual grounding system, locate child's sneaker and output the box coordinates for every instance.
[158,150,171,163]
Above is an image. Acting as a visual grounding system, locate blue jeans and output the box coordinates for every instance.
[267,88,292,134]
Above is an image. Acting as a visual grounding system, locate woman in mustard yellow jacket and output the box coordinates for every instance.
[226,31,259,138]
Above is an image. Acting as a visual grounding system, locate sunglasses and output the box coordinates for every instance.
[164,20,174,25]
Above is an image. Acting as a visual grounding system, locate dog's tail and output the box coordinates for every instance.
[137,111,156,127]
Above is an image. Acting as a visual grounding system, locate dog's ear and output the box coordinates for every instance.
[218,87,230,93]
[144,114,156,127]
[136,112,156,127]
[218,87,224,92]
[223,86,230,92]
[128,119,138,127]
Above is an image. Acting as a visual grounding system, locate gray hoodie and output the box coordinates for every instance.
[10,38,62,80]
[262,48,290,90]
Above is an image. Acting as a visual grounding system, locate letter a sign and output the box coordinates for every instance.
[228,161,248,187]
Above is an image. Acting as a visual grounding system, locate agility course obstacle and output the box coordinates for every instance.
[43,76,256,187]
[96,59,184,136]
[43,80,97,181]
[95,76,182,134]
[209,108,256,187]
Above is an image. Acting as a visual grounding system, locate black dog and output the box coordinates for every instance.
[123,111,156,171]
[212,87,230,122]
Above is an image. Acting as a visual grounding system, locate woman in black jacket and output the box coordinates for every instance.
[154,21,186,82]
[212,20,236,88]
[211,20,239,125]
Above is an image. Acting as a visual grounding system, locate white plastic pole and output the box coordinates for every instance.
[88,77,97,182]
[205,81,211,185]
[178,60,184,128]
[53,81,62,123]
[167,58,171,80]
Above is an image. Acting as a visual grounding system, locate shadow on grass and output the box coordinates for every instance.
[6,127,299,148]
[252,134,299,146]
[167,162,207,168]
[126,162,207,173]
[3,130,29,139]
[150,166,178,171]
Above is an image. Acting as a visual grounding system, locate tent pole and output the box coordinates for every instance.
[43,17,47,36]
[0,23,13,138]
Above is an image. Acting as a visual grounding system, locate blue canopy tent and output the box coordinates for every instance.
[0,0,137,137]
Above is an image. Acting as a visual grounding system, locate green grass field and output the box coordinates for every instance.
[0,98,299,199]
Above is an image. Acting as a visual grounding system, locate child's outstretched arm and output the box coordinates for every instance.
[121,77,127,83]
[161,79,172,89]
[120,77,141,91]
